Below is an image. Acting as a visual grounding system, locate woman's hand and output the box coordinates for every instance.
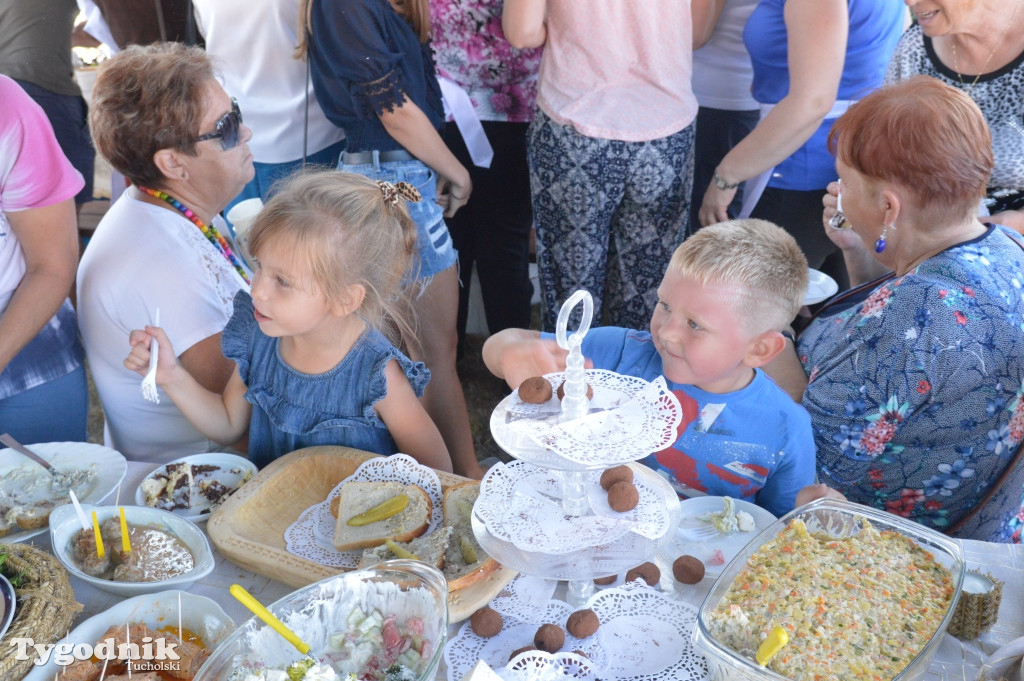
[822,181,866,251]
[699,181,737,227]
[436,173,472,218]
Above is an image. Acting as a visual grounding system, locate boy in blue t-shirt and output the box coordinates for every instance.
[483,218,816,516]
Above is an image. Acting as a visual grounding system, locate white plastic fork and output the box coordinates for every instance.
[677,524,721,542]
[140,308,160,404]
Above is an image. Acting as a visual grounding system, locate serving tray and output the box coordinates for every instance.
[207,446,516,621]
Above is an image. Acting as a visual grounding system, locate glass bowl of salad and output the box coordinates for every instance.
[691,498,966,681]
[194,560,448,681]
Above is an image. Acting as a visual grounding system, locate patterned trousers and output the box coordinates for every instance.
[527,109,695,331]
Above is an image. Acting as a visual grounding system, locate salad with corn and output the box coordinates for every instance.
[708,518,954,681]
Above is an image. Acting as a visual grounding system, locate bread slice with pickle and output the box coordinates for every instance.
[332,481,432,552]
[442,481,500,591]
[357,525,452,570]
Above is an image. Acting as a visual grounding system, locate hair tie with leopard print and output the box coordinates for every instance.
[377,180,421,207]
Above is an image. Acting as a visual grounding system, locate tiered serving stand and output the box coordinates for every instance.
[473,291,684,606]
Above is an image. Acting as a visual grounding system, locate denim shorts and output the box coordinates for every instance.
[337,155,457,280]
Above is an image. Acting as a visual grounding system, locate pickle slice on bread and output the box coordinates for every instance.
[442,481,499,591]
[332,481,431,551]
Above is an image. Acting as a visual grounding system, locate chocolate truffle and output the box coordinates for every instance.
[508,645,537,661]
[672,555,705,585]
[518,376,553,404]
[556,381,594,400]
[593,574,617,585]
[625,561,660,586]
[607,480,639,512]
[565,609,600,639]
[470,606,503,638]
[600,465,634,491]
[534,623,565,653]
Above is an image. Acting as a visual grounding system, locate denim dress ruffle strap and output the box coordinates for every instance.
[222,291,430,469]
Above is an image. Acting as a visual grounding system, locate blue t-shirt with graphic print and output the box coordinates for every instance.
[557,327,815,516]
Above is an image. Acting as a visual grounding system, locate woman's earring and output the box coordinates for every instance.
[874,223,895,253]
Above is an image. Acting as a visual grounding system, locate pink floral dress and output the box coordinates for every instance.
[428,0,543,123]
[798,226,1024,542]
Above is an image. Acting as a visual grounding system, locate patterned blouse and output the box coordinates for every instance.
[428,0,542,123]
[798,226,1024,543]
[886,24,1024,215]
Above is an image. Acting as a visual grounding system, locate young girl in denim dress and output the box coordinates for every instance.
[297,0,483,479]
[124,171,454,472]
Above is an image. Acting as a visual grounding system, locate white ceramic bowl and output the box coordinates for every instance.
[134,452,257,523]
[49,503,215,596]
[23,590,235,681]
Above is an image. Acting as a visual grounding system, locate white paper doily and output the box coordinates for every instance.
[283,454,443,568]
[444,577,608,681]
[474,461,672,554]
[492,371,682,468]
[444,580,709,681]
[487,574,558,624]
[504,651,599,681]
[587,582,709,681]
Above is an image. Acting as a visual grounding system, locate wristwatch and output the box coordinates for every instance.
[713,170,742,190]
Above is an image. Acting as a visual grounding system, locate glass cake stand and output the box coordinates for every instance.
[476,291,682,605]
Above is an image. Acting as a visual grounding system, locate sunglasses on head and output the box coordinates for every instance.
[195,97,242,151]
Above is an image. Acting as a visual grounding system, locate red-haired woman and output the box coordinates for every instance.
[299,0,482,478]
[780,77,1024,543]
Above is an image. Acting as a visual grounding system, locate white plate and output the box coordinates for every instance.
[668,497,776,577]
[23,590,235,681]
[0,574,14,641]
[443,583,708,681]
[804,268,839,305]
[0,442,127,543]
[134,453,257,522]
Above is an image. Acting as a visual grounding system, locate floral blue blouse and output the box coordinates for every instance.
[798,225,1024,542]
[222,291,430,469]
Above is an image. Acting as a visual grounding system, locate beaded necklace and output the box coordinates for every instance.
[138,186,250,285]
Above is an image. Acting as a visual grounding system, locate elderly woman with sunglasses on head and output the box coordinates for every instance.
[772,76,1024,543]
[77,42,254,463]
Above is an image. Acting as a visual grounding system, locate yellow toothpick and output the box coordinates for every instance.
[119,506,131,553]
[91,510,105,558]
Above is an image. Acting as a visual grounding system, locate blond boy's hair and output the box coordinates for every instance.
[669,219,808,335]
[247,170,419,346]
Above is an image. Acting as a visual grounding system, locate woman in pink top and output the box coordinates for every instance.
[504,0,699,331]
[0,76,87,444]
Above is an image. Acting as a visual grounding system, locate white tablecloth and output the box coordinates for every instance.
[26,461,1024,681]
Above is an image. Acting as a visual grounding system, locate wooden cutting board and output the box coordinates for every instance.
[207,446,516,622]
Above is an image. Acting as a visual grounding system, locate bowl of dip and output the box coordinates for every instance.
[49,503,215,597]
